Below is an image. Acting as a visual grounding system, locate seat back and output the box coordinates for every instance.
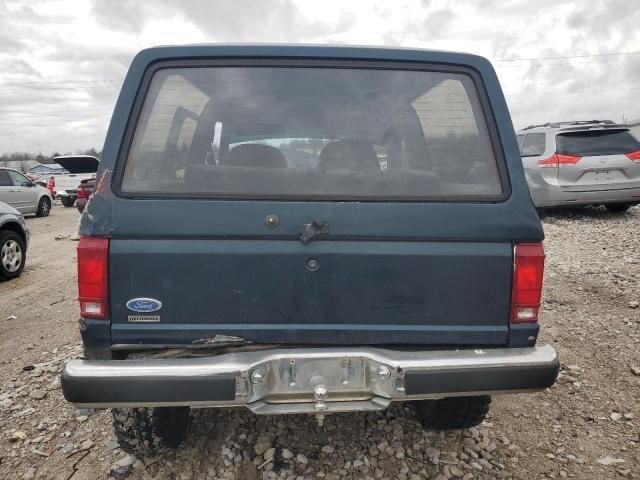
[319,140,380,172]
[226,144,286,168]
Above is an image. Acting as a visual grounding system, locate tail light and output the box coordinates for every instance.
[77,236,109,319]
[511,243,545,324]
[537,154,582,168]
[77,185,87,199]
[625,150,640,162]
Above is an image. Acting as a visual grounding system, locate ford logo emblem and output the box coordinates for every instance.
[126,298,162,313]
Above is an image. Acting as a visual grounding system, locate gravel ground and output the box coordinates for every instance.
[0,204,638,480]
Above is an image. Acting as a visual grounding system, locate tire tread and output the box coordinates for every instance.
[36,197,51,217]
[0,230,26,279]
[605,203,631,214]
[112,407,190,456]
[412,396,491,430]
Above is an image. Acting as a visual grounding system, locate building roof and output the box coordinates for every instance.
[27,163,67,174]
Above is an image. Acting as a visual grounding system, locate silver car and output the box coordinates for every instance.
[0,167,52,217]
[0,201,29,279]
[517,120,640,212]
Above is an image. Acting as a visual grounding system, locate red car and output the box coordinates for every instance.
[75,177,95,213]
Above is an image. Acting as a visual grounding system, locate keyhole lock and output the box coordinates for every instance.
[306,258,319,271]
[265,214,280,228]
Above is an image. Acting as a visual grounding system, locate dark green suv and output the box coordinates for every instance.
[62,44,559,455]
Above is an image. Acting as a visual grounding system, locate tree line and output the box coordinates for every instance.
[0,148,102,172]
[0,148,101,164]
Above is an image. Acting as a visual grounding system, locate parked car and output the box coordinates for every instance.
[75,177,95,213]
[61,45,559,455]
[0,167,52,217]
[0,201,28,279]
[517,120,640,212]
[47,155,99,207]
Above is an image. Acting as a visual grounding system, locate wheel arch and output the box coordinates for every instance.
[0,221,27,244]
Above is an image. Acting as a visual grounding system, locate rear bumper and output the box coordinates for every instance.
[531,183,640,208]
[62,345,559,414]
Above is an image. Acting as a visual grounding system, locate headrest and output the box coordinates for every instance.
[319,140,380,172]
[226,144,286,168]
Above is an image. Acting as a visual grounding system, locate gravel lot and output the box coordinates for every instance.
[0,204,638,480]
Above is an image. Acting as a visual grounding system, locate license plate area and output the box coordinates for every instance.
[245,355,395,405]
[579,169,624,183]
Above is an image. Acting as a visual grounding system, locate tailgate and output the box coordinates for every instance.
[558,154,640,192]
[53,174,92,191]
[109,237,513,346]
[556,129,640,192]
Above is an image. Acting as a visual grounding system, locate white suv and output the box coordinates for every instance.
[517,120,640,212]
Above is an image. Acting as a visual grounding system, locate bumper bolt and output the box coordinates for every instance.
[377,366,391,379]
[314,384,328,401]
[314,384,328,412]
[250,368,266,384]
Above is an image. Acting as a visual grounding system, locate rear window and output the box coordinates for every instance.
[556,130,640,157]
[0,170,10,187]
[520,133,546,157]
[120,66,503,200]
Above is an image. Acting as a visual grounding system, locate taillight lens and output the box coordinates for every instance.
[537,153,582,168]
[77,186,87,199]
[625,150,640,162]
[77,236,109,319]
[511,243,545,324]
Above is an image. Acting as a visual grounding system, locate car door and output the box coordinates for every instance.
[0,169,17,207]
[6,170,37,213]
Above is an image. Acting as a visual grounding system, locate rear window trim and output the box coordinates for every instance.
[113,58,512,203]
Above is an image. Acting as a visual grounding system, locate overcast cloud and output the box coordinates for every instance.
[1,0,639,154]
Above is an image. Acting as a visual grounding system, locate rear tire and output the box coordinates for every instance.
[36,197,51,217]
[60,196,76,208]
[0,230,26,279]
[605,203,631,214]
[412,396,491,430]
[112,407,190,456]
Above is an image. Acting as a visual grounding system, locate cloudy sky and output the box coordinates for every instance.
[1,0,639,154]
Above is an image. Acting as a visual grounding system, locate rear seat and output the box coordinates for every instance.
[184,164,439,197]
[319,140,381,173]
[184,139,440,196]
[225,144,287,168]
[184,164,314,195]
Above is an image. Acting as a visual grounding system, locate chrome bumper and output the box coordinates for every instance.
[62,345,559,414]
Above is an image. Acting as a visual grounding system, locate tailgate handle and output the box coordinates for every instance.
[299,219,327,244]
